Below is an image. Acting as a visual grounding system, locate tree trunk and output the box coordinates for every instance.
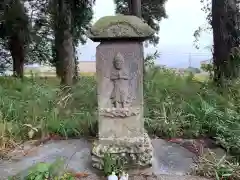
[9,36,24,78]
[212,0,232,85]
[58,0,74,87]
[60,28,74,87]
[52,0,63,78]
[226,0,240,78]
[128,0,146,93]
[128,0,142,17]
[73,45,79,84]
[128,0,132,14]
[54,29,63,78]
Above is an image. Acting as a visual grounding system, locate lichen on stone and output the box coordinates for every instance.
[99,107,140,118]
[88,14,155,40]
[91,133,153,170]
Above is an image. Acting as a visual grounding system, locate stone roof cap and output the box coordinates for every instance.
[88,14,155,42]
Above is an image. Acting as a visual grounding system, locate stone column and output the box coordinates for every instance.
[88,15,154,170]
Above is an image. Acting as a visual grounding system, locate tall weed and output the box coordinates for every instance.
[0,69,240,159]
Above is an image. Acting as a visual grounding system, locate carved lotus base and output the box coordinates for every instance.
[91,133,153,170]
[99,107,140,118]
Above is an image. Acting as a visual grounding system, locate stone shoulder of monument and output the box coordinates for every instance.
[88,14,155,40]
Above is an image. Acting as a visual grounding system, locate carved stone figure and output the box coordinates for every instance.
[110,53,128,108]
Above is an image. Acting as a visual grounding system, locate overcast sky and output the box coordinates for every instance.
[78,0,213,68]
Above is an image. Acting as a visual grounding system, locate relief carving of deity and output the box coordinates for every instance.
[110,53,128,108]
[99,52,140,118]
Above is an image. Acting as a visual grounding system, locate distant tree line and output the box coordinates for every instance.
[1,0,240,87]
[0,0,168,87]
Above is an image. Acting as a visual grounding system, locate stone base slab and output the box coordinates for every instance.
[91,133,153,170]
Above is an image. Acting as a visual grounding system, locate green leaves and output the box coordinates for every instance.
[1,0,29,41]
[114,0,167,46]
[1,0,95,69]
[103,153,124,176]
[8,158,75,180]
[26,162,52,179]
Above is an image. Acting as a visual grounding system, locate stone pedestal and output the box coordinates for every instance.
[92,133,153,170]
[88,15,155,170]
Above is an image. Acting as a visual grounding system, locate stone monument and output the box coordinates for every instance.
[88,15,155,170]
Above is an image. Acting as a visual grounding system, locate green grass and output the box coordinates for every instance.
[193,73,209,82]
[0,68,240,160]
[24,70,95,77]
[0,76,97,152]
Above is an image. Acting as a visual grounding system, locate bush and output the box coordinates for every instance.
[0,76,97,151]
[144,68,240,157]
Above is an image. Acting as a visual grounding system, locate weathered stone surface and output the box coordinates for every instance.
[99,107,140,118]
[96,41,145,140]
[88,15,155,40]
[92,133,153,170]
[90,15,154,171]
[0,139,213,179]
[0,139,95,180]
[152,139,196,176]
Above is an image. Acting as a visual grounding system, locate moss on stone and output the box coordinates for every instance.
[89,14,154,39]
